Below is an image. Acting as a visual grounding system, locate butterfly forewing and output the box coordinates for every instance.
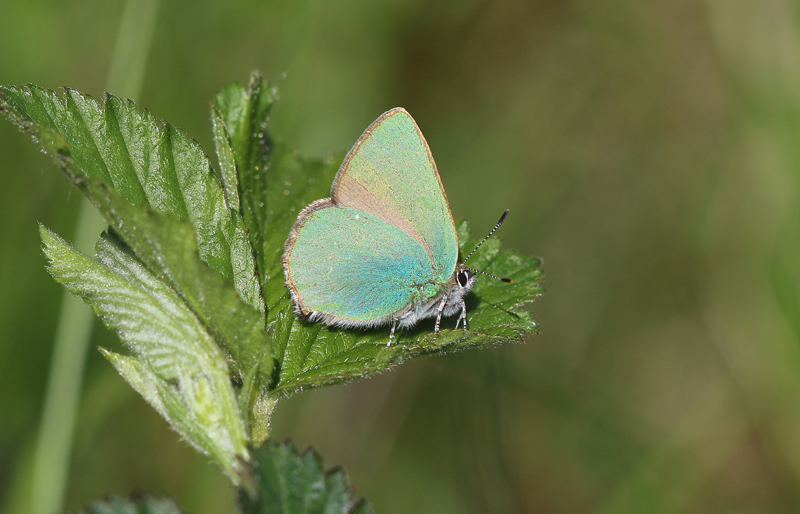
[331,108,458,283]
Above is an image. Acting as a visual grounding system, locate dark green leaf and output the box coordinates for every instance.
[0,84,263,314]
[78,493,184,514]
[240,440,373,514]
[212,106,241,212]
[213,72,277,299]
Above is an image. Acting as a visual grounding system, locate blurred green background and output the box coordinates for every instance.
[2,0,800,512]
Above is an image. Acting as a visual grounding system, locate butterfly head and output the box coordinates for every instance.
[456,268,475,289]
[457,210,515,287]
[455,266,478,295]
[435,265,477,320]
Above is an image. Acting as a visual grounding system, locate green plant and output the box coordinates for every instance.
[0,72,543,513]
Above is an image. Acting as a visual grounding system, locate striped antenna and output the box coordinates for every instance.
[466,267,513,283]
[462,210,514,283]
[462,209,509,264]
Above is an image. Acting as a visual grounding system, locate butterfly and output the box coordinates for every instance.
[282,108,510,346]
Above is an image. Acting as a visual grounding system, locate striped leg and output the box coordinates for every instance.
[387,317,398,347]
[454,299,467,331]
[434,294,449,334]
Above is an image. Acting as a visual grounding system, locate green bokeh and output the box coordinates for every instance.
[2,0,800,513]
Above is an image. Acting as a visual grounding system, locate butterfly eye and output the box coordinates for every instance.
[457,269,471,288]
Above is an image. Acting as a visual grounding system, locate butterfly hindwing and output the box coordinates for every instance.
[284,201,433,325]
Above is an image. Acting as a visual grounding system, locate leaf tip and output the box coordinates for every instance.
[38,224,63,253]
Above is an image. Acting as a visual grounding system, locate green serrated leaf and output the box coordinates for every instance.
[0,84,263,315]
[40,225,249,483]
[82,183,272,393]
[213,72,276,298]
[239,440,372,514]
[78,493,184,514]
[1,82,277,437]
[212,107,241,212]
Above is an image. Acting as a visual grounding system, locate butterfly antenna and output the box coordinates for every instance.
[462,210,514,283]
[466,267,513,283]
[462,209,509,264]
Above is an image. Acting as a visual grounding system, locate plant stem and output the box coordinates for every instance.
[251,393,279,446]
[29,1,160,513]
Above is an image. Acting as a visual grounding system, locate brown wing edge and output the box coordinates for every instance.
[282,197,336,318]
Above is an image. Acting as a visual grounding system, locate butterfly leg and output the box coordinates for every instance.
[454,299,467,332]
[434,294,449,335]
[387,318,398,347]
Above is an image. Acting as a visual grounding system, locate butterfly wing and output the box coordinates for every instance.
[283,200,433,326]
[331,108,458,284]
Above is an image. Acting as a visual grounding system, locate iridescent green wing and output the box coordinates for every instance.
[331,108,458,283]
[283,202,431,324]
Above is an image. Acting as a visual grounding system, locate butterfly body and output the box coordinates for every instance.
[282,107,478,343]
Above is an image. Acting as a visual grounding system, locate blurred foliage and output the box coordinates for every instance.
[2,0,800,513]
[78,494,184,514]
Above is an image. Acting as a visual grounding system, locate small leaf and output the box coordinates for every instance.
[239,440,373,514]
[78,493,184,514]
[40,225,249,483]
[1,83,276,440]
[213,73,276,298]
[212,107,241,212]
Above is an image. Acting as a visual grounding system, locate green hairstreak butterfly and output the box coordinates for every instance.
[282,107,510,346]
